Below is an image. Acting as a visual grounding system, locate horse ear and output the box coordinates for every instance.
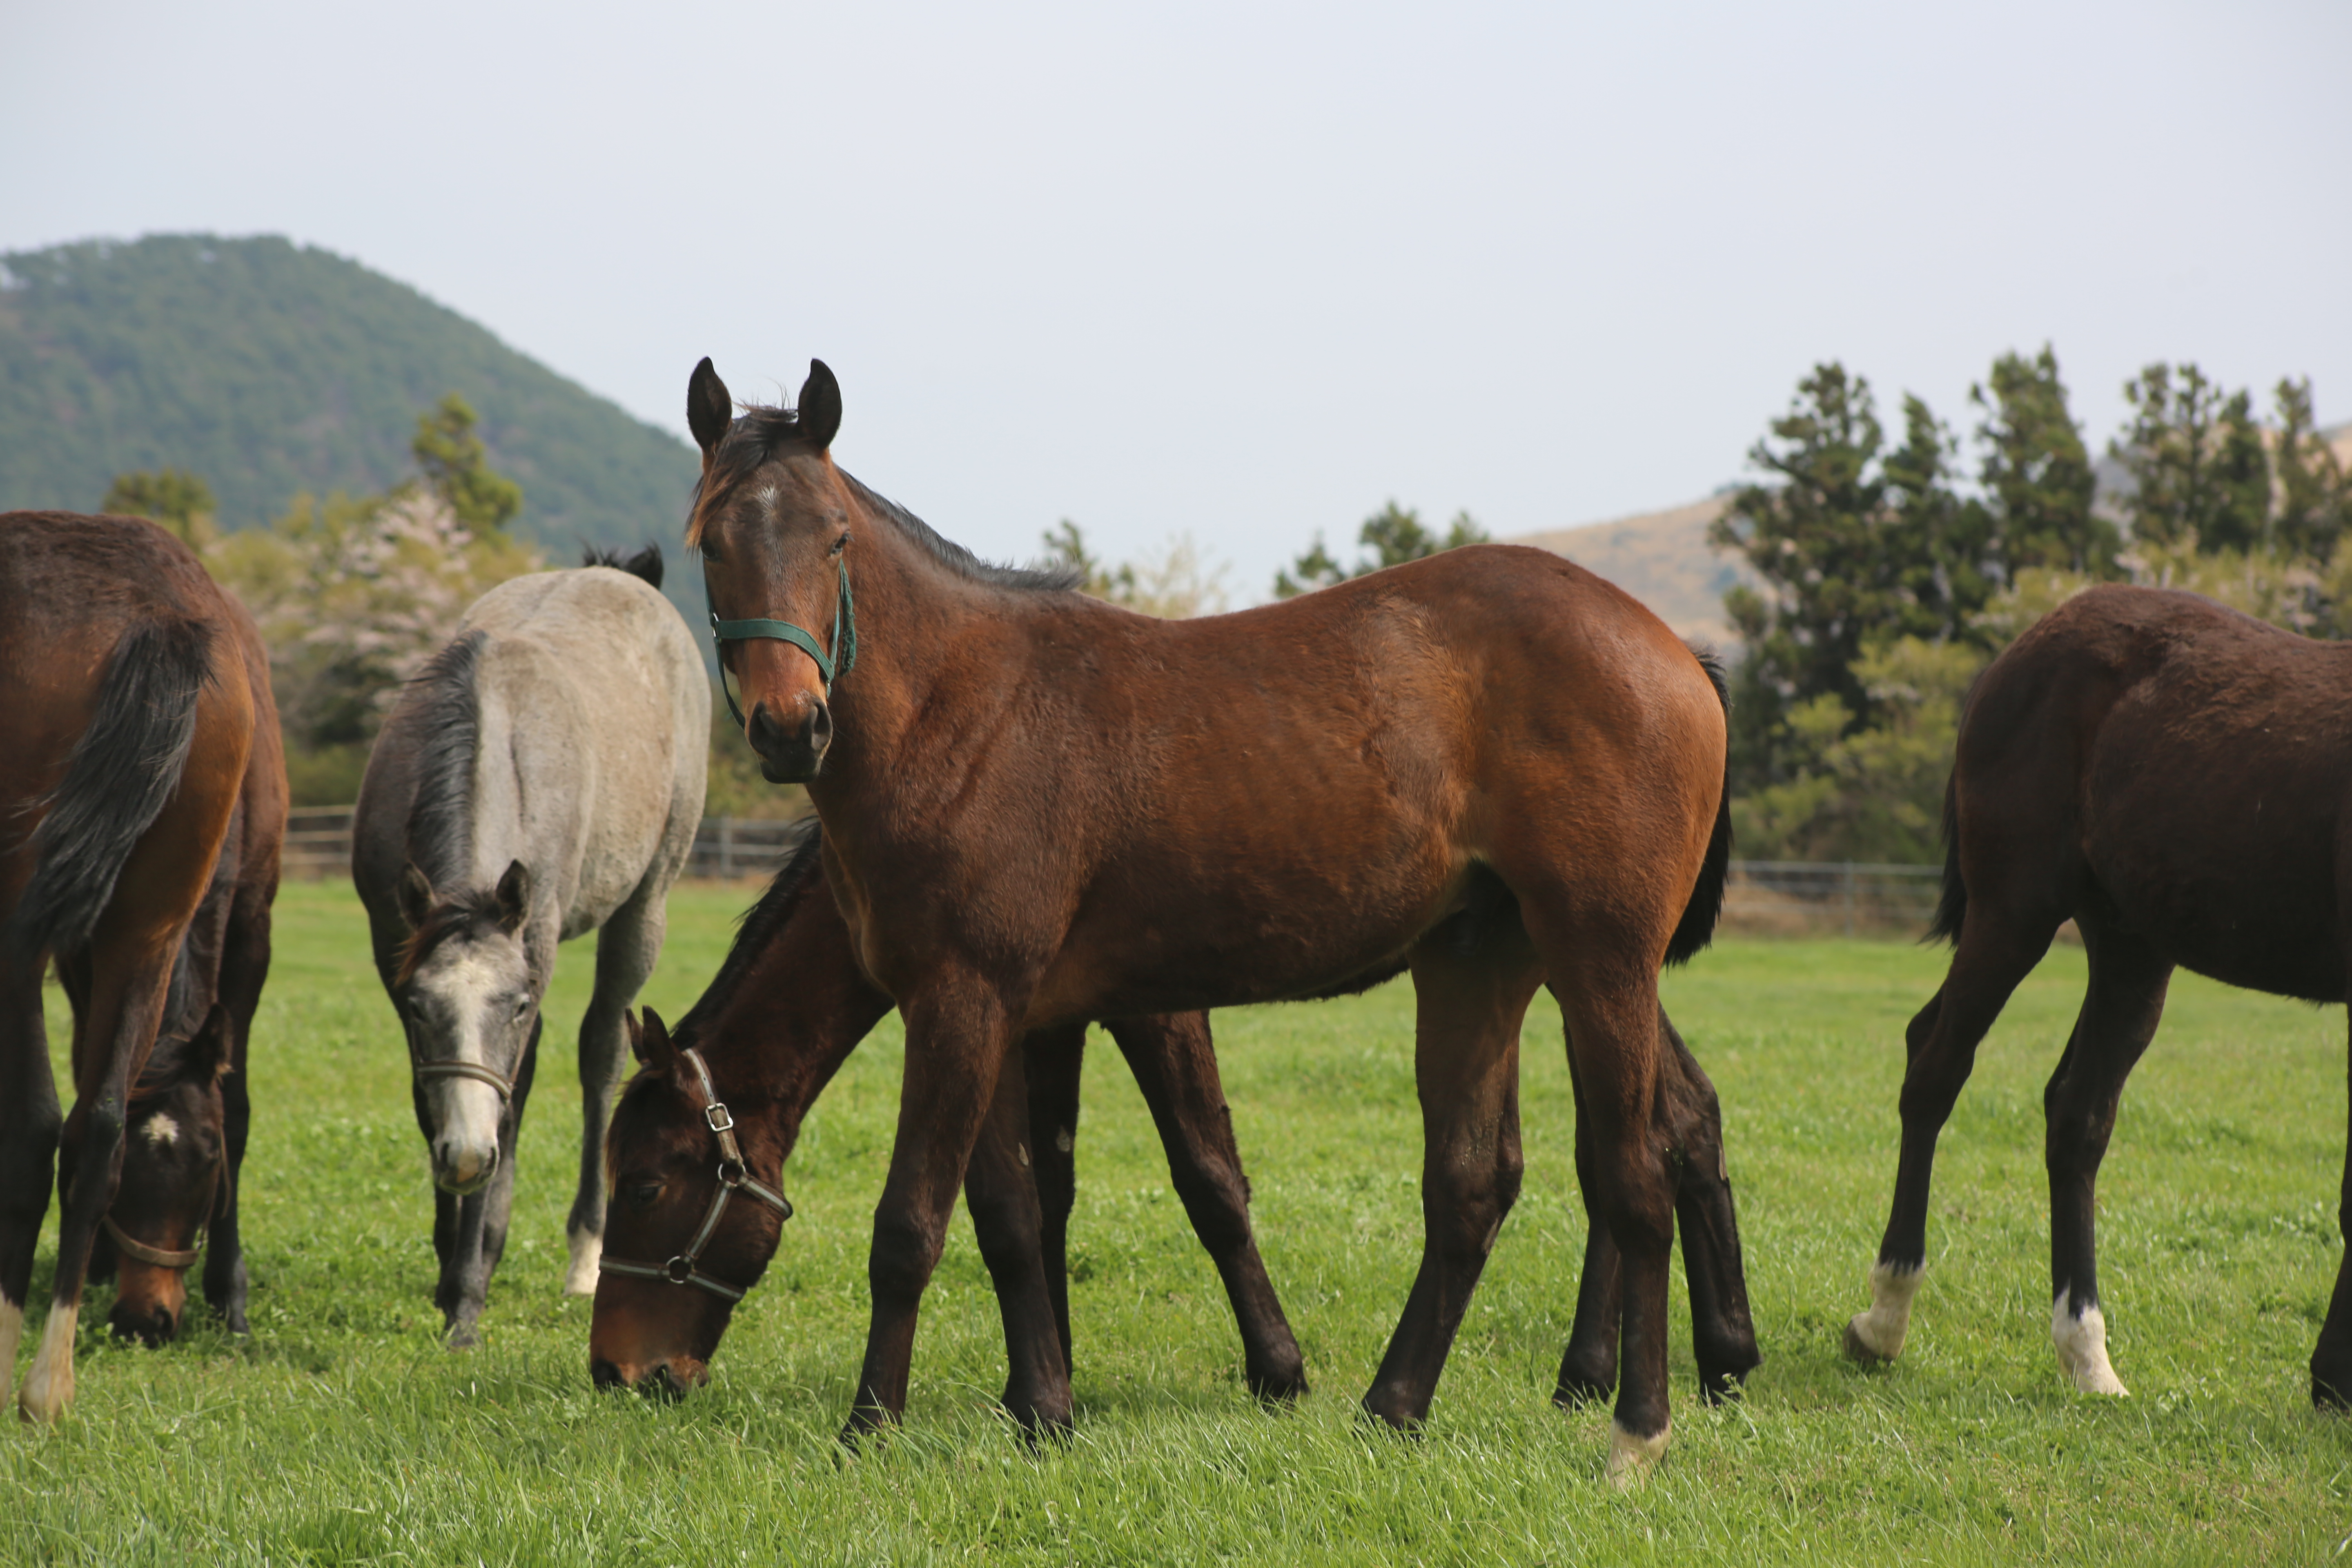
[688,357,733,455]
[495,860,530,931]
[397,863,435,929]
[636,1006,677,1066]
[797,360,842,451]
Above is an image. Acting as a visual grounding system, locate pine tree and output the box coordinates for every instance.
[2272,378,2350,564]
[2113,362,2265,552]
[1970,346,2115,577]
[412,392,523,532]
[102,468,218,546]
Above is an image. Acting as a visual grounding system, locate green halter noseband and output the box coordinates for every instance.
[709,556,858,727]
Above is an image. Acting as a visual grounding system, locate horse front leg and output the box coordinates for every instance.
[203,881,271,1333]
[2314,1004,2352,1408]
[845,979,1021,1441]
[1020,1024,1087,1370]
[962,1041,1074,1434]
[0,951,61,1411]
[1105,1011,1307,1401]
[435,1013,539,1348]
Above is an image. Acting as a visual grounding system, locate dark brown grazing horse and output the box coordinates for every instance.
[1844,584,2352,1404]
[2,511,283,1422]
[589,821,1757,1415]
[684,360,1734,1480]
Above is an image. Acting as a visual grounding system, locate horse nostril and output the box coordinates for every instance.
[805,699,832,751]
[590,1358,625,1390]
[747,699,787,757]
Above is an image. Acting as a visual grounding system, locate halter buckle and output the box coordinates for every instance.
[704,1102,735,1134]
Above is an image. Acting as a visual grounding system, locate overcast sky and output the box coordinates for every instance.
[5,1,2347,597]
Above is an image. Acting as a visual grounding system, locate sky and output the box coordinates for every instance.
[4,0,2347,599]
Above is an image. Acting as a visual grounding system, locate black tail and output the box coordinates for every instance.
[8,618,213,961]
[583,542,664,590]
[1925,774,1966,946]
[1665,646,1733,967]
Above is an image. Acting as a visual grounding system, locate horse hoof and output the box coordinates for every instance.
[1842,1316,1895,1365]
[1553,1372,1615,1409]
[1696,1368,1749,1406]
[1247,1358,1309,1404]
[445,1323,483,1352]
[1604,1419,1669,1488]
[2051,1294,2129,1396]
[2313,1373,2352,1412]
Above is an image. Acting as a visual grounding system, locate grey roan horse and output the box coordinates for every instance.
[355,548,707,1345]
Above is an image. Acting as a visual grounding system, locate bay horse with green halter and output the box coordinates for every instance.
[589,819,1756,1419]
[2,510,283,1422]
[683,359,1735,1481]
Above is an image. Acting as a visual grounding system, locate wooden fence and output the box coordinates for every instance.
[286,808,1947,934]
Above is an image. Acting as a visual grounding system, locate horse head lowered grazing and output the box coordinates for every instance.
[686,358,1739,1481]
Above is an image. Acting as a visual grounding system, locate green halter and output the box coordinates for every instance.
[709,556,858,726]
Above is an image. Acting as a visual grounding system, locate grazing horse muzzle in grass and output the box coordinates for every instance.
[2,510,284,1423]
[1844,584,2352,1407]
[90,1004,236,1346]
[683,359,1736,1481]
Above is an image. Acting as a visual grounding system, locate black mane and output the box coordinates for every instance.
[695,405,1080,594]
[672,815,831,1045]
[402,631,486,894]
[582,542,664,590]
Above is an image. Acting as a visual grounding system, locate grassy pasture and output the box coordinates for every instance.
[7,879,2352,1564]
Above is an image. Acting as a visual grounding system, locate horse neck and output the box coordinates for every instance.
[692,886,891,1158]
[809,522,1034,806]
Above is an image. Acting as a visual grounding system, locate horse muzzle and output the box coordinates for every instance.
[431,1137,501,1196]
[748,696,832,783]
[590,1354,708,1400]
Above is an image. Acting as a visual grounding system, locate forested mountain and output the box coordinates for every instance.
[0,233,698,549]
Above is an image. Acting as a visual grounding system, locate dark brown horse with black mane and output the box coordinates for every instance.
[683,359,1735,1479]
[589,820,1756,1418]
[2,511,284,1421]
[1845,584,2352,1405]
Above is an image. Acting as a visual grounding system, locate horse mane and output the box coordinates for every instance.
[581,543,664,590]
[672,815,831,1044]
[395,886,507,987]
[402,630,486,896]
[689,404,1080,593]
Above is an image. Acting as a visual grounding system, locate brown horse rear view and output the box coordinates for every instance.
[1,512,274,1421]
[685,360,1733,1480]
[1846,584,2352,1404]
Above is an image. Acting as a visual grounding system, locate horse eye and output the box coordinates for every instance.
[831,530,850,555]
[624,1180,664,1209]
[512,996,531,1020]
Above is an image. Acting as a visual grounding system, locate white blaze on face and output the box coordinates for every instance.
[1844,1260,1924,1363]
[2052,1290,2129,1396]
[141,1111,181,1148]
[416,941,526,1192]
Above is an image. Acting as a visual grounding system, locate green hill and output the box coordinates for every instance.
[0,233,699,554]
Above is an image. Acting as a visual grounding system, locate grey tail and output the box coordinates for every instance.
[1665,646,1733,967]
[8,618,214,962]
[1925,775,1965,946]
[582,543,664,590]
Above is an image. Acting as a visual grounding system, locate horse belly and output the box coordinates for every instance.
[2084,739,2347,1002]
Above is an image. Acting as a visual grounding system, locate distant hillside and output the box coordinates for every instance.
[0,234,699,555]
[1511,496,1752,649]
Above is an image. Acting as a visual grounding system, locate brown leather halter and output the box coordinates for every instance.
[103,1159,227,1272]
[600,1046,792,1303]
[404,1016,521,1102]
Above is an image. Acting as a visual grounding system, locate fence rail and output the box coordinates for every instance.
[284,808,1946,932]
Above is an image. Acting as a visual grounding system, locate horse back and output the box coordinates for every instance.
[1962,585,2352,998]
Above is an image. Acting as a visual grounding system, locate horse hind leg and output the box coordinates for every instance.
[566,885,666,1296]
[0,944,62,1412]
[2311,997,2352,1410]
[1657,1009,1760,1401]
[1847,897,2059,1368]
[1362,918,1539,1432]
[1104,1011,1308,1401]
[2039,917,2168,1396]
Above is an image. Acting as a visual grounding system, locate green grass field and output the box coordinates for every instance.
[7,880,2352,1563]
